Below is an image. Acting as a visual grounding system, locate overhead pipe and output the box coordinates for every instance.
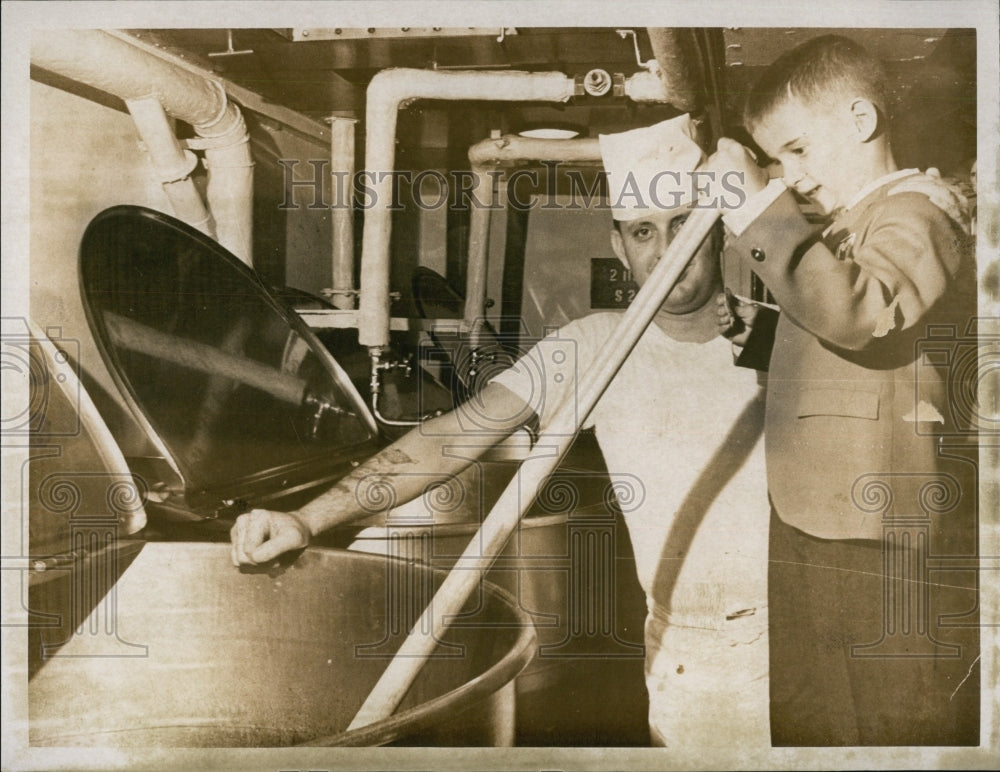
[358,68,580,348]
[327,117,359,310]
[31,29,254,265]
[464,135,602,329]
[103,29,331,147]
[189,94,254,266]
[358,66,684,349]
[124,97,215,238]
[646,28,705,114]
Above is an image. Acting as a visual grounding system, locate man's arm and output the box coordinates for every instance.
[230,381,533,566]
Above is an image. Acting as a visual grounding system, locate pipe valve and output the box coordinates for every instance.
[303,391,352,439]
[582,69,613,97]
[466,346,505,389]
[368,347,413,399]
[368,346,436,428]
[373,350,413,380]
[616,29,658,72]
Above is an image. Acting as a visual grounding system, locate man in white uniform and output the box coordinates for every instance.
[491,117,771,750]
[230,115,771,752]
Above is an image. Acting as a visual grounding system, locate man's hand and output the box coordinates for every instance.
[230,509,311,567]
[717,289,760,348]
[706,138,770,200]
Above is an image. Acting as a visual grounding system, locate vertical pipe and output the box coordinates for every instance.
[358,69,578,347]
[462,169,497,329]
[328,117,358,310]
[463,135,603,336]
[196,89,254,266]
[499,204,531,340]
[358,74,401,347]
[646,28,704,114]
[125,97,215,237]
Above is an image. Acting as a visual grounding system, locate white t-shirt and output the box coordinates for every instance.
[492,312,771,750]
[491,312,769,628]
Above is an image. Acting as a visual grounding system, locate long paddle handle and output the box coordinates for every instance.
[346,206,721,732]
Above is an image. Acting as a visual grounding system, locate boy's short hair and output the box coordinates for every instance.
[743,35,888,133]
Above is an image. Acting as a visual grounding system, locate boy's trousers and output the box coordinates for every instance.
[768,507,980,746]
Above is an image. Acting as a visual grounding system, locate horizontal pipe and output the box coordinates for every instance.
[358,68,578,348]
[32,30,227,127]
[467,135,602,167]
[464,135,603,329]
[103,30,332,147]
[624,69,674,103]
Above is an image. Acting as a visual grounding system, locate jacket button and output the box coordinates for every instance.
[750,248,766,262]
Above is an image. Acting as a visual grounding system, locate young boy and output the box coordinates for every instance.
[711,34,979,746]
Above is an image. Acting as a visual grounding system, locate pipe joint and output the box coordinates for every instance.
[365,69,409,111]
[192,79,236,134]
[201,156,255,171]
[155,147,201,184]
[624,70,672,103]
[33,30,250,261]
[125,97,203,183]
[188,107,249,151]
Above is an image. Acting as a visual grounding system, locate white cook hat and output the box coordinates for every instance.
[598,114,706,221]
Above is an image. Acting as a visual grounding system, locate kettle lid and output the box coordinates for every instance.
[79,206,377,516]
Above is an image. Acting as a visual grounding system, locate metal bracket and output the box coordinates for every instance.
[320,289,402,302]
[616,29,657,72]
[208,30,254,59]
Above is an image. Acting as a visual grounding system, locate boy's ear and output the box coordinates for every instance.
[849,98,880,142]
[610,228,630,268]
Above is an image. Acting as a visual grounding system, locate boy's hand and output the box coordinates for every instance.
[707,138,770,200]
[717,289,760,347]
[230,509,311,566]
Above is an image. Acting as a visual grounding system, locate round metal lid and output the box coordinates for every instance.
[78,206,377,516]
